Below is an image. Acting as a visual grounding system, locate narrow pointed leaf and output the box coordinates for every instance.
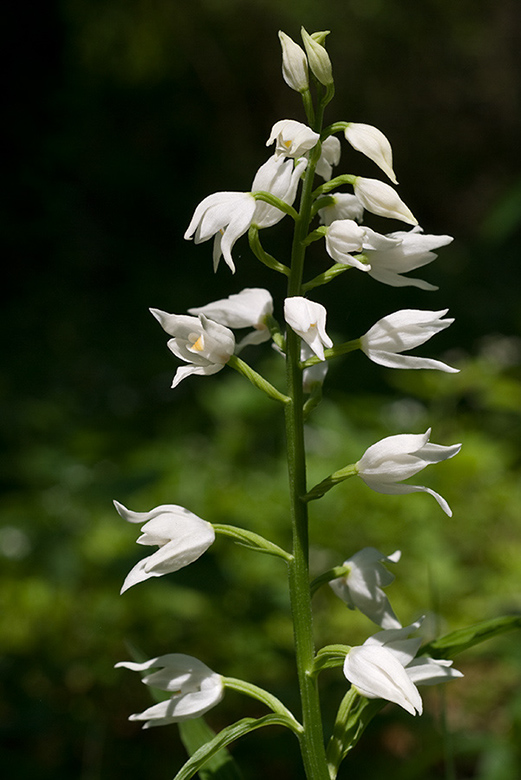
[420,615,521,659]
[173,715,297,780]
[178,718,243,780]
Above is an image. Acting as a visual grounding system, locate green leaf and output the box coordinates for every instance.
[420,615,521,659]
[173,715,297,780]
[178,718,243,780]
[326,689,385,778]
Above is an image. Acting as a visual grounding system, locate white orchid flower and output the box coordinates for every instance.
[365,226,454,289]
[330,547,402,629]
[115,654,224,727]
[318,192,364,226]
[325,219,369,271]
[343,621,462,716]
[284,297,333,361]
[301,28,333,85]
[353,177,417,226]
[114,501,215,593]
[344,123,397,184]
[184,192,256,273]
[150,309,235,388]
[251,154,307,229]
[361,309,459,372]
[315,136,341,181]
[188,288,274,348]
[356,429,461,516]
[278,31,309,92]
[267,119,320,159]
[184,154,307,272]
[301,343,329,392]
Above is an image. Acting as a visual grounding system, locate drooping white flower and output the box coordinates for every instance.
[278,31,309,93]
[365,226,454,290]
[267,119,320,159]
[344,123,397,184]
[318,192,364,226]
[353,177,417,226]
[356,429,461,516]
[343,621,462,716]
[360,309,459,372]
[150,309,235,388]
[251,154,307,229]
[114,501,215,593]
[316,136,341,181]
[284,297,333,361]
[301,28,333,85]
[115,654,224,728]
[301,343,328,392]
[330,547,402,629]
[188,288,274,348]
[184,192,256,273]
[325,219,369,271]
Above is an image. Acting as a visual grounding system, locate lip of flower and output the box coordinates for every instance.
[115,654,224,728]
[150,309,235,387]
[356,428,462,516]
[113,501,215,593]
[360,308,459,372]
[267,119,320,159]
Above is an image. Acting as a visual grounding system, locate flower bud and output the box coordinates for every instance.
[278,31,309,92]
[301,27,333,86]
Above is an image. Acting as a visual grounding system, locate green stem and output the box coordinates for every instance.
[284,136,330,780]
[223,677,303,735]
[227,355,290,405]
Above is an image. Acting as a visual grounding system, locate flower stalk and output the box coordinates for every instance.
[284,135,331,780]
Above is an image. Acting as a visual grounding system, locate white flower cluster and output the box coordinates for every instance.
[114,27,464,732]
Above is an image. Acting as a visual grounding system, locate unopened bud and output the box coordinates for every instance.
[278,31,309,93]
[301,27,333,86]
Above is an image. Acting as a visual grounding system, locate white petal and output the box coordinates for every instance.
[406,657,463,686]
[345,123,397,184]
[344,645,422,715]
[354,178,417,226]
[362,348,459,373]
[358,430,431,470]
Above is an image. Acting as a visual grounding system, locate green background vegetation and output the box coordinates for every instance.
[3,0,521,778]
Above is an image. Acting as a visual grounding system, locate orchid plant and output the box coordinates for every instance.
[113,27,520,780]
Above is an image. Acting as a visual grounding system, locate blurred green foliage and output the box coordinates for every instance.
[3,0,521,778]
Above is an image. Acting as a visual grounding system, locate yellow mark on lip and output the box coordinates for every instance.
[191,335,204,352]
[283,139,291,148]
